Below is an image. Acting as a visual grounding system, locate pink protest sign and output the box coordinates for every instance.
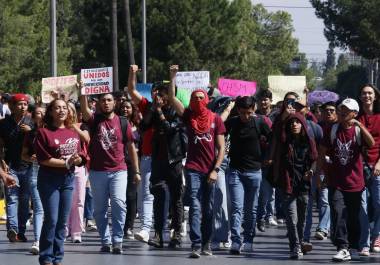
[218,78,257,97]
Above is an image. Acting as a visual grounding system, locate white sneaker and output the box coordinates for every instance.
[242,242,254,253]
[223,241,232,249]
[276,218,285,224]
[29,241,39,255]
[373,236,380,252]
[230,242,241,255]
[134,229,150,243]
[72,234,82,243]
[349,249,360,261]
[266,217,278,226]
[180,220,187,237]
[332,249,351,261]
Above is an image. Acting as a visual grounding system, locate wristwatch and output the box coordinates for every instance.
[213,167,221,173]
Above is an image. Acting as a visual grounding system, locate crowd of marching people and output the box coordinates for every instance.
[0,65,380,265]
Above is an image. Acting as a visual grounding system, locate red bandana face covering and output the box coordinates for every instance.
[189,90,215,134]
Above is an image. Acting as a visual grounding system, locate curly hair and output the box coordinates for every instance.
[43,99,70,128]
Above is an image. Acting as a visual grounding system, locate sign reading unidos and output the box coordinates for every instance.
[81,67,113,95]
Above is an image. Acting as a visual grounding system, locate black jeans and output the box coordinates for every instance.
[328,188,362,250]
[150,159,184,234]
[282,192,309,251]
[125,167,137,231]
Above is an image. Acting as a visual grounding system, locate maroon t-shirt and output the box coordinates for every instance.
[322,125,364,192]
[34,127,82,175]
[88,114,134,171]
[358,113,380,166]
[183,109,226,174]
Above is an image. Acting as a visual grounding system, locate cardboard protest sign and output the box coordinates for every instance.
[41,75,78,104]
[81,67,113,95]
[268,75,306,104]
[175,71,209,91]
[218,78,257,97]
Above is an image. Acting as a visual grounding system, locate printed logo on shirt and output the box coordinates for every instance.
[335,139,353,166]
[58,138,80,158]
[194,133,212,144]
[54,139,60,145]
[100,126,117,150]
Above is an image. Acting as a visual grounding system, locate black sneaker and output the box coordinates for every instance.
[148,232,164,248]
[7,229,18,242]
[17,233,28,242]
[112,243,123,254]
[257,220,265,232]
[201,243,213,256]
[168,231,182,249]
[100,245,112,253]
[189,247,201,258]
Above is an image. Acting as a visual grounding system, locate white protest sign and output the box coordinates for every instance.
[41,75,78,104]
[81,67,113,95]
[268,75,306,104]
[175,71,210,91]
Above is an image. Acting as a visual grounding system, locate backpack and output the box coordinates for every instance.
[330,123,361,146]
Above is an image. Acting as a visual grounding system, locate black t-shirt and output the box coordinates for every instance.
[285,142,311,194]
[0,114,34,169]
[225,116,271,171]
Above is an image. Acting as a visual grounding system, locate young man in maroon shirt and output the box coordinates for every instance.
[318,98,374,261]
[79,90,140,254]
[168,65,225,258]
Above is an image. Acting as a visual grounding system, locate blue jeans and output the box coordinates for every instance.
[359,188,370,249]
[186,169,215,248]
[89,170,128,246]
[28,163,43,242]
[5,165,31,235]
[257,168,275,222]
[369,176,380,239]
[84,186,94,220]
[137,156,153,231]
[229,168,262,245]
[38,170,74,265]
[317,186,330,233]
[212,156,230,244]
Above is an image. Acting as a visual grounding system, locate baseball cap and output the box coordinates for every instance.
[338,98,359,112]
[11,93,29,103]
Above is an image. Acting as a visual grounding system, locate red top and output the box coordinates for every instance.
[88,114,134,171]
[358,113,380,166]
[183,109,226,174]
[34,127,82,175]
[322,125,364,192]
[138,97,154,156]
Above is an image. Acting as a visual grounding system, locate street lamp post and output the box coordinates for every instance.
[142,0,147,83]
[50,0,57,77]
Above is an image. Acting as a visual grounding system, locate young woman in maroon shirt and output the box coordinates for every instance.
[34,99,86,265]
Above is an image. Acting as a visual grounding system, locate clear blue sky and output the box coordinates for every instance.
[253,0,345,62]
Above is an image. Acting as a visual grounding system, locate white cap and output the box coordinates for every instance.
[339,98,360,112]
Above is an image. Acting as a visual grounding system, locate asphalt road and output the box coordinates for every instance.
[1,217,380,265]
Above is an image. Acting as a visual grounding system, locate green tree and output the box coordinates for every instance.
[311,0,380,59]
[0,0,74,95]
[335,65,368,98]
[325,44,336,73]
